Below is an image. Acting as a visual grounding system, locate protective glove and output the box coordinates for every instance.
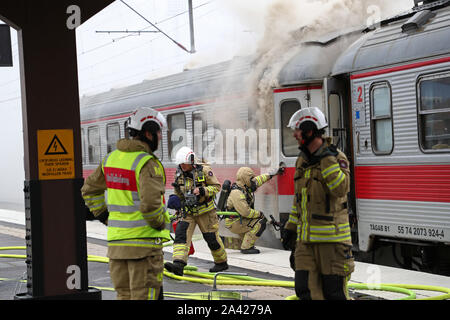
[281,228,297,251]
[84,202,108,226]
[289,250,296,271]
[84,203,96,221]
[154,222,166,231]
[258,211,265,220]
[167,194,182,211]
[96,209,109,226]
[269,167,285,177]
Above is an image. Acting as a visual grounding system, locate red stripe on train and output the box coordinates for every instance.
[351,56,450,80]
[80,102,212,125]
[273,85,323,93]
[355,165,450,203]
[85,164,450,202]
[277,165,450,202]
[277,167,296,195]
[81,95,248,125]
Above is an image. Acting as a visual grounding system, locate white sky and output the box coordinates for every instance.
[0,0,413,206]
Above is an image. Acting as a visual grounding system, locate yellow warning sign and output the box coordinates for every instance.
[37,129,75,180]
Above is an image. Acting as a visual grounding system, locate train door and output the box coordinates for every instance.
[324,76,358,246]
[273,85,323,235]
[324,76,351,156]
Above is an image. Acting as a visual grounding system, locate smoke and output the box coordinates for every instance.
[185,0,413,165]
[246,0,413,130]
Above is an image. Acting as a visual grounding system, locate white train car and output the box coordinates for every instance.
[274,0,450,273]
[335,1,450,273]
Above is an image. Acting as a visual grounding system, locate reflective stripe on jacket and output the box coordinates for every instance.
[102,150,170,243]
[286,138,351,245]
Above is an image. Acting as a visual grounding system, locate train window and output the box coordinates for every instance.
[167,113,187,161]
[418,74,450,152]
[370,83,393,154]
[88,126,101,164]
[329,93,346,152]
[124,120,129,139]
[213,107,243,164]
[193,111,207,159]
[281,100,301,157]
[106,122,120,153]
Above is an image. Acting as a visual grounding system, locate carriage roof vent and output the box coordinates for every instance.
[414,0,446,7]
[401,9,436,33]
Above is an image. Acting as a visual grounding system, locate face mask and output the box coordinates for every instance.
[249,178,257,192]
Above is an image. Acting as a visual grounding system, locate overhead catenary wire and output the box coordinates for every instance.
[77,5,218,92]
[94,1,213,40]
[81,1,213,56]
[119,0,191,53]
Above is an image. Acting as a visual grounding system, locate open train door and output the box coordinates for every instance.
[324,75,358,247]
[324,76,352,156]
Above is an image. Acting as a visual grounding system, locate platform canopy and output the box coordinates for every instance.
[0,24,12,66]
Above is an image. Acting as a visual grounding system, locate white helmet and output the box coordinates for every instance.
[128,107,167,132]
[175,146,196,165]
[287,107,328,130]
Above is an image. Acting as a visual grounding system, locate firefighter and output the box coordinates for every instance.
[222,167,282,254]
[81,107,171,300]
[283,106,355,300]
[164,146,228,275]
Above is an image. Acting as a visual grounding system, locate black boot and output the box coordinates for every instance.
[209,262,229,273]
[164,260,186,276]
[240,247,260,254]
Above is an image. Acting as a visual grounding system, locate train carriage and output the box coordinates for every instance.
[274,0,450,272]
[332,1,450,272]
[81,57,254,181]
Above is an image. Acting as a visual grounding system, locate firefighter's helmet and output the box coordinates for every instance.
[175,146,196,165]
[287,107,328,130]
[127,107,167,132]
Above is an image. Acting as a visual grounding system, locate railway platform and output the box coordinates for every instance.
[0,208,449,301]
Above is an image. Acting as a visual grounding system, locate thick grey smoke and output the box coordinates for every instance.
[246,0,413,130]
[184,0,413,166]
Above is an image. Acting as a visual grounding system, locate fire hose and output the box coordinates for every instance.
[1,246,449,300]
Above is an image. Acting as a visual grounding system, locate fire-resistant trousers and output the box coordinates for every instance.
[109,249,164,300]
[294,242,355,300]
[223,217,266,250]
[172,210,227,264]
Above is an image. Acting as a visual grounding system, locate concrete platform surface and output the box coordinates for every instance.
[1,209,449,300]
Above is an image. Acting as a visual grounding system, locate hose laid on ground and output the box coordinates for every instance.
[0,277,240,300]
[285,283,416,300]
[1,246,449,300]
[380,283,450,301]
[165,270,450,301]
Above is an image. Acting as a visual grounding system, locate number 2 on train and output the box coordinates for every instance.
[357,86,363,103]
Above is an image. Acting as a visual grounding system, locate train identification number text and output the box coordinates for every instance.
[368,223,446,240]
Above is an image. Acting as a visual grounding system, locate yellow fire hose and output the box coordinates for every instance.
[1,246,449,300]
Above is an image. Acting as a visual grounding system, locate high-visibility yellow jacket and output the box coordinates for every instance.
[285,138,352,245]
[82,139,170,259]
